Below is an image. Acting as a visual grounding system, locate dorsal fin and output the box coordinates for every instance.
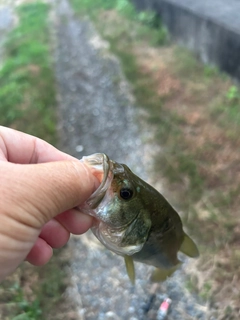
[124,255,135,285]
[180,232,199,258]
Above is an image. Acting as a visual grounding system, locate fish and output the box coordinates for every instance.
[79,153,199,283]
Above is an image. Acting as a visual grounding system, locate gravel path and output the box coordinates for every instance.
[52,0,209,319]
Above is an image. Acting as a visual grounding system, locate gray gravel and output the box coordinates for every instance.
[53,0,144,173]
[52,0,210,319]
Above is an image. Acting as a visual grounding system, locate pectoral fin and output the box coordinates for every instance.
[150,263,181,282]
[124,255,135,285]
[180,232,199,258]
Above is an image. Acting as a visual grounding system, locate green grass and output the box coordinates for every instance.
[34,251,68,319]
[6,283,42,320]
[70,0,168,46]
[0,2,66,319]
[0,251,68,320]
[209,85,240,129]
[70,0,115,14]
[0,1,56,144]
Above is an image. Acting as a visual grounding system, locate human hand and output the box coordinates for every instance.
[0,126,98,281]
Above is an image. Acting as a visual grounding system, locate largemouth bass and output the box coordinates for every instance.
[79,153,199,283]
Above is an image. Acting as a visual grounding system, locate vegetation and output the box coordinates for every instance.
[0,251,69,320]
[70,0,168,45]
[0,2,67,319]
[0,1,56,144]
[70,0,240,318]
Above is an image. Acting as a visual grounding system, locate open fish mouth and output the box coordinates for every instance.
[80,153,126,212]
[79,153,145,256]
[80,153,114,210]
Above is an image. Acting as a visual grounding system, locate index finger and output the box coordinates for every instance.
[0,126,75,164]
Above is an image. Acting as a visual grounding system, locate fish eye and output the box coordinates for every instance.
[119,188,133,200]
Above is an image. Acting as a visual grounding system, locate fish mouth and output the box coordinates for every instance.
[79,153,145,256]
[80,153,114,210]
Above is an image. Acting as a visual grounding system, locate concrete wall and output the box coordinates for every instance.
[131,0,240,80]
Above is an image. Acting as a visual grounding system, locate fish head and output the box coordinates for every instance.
[79,153,152,256]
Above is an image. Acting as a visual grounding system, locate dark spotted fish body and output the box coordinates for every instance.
[79,153,199,283]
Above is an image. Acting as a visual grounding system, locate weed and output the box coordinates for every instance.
[199,282,212,301]
[226,85,240,102]
[70,0,168,45]
[173,47,200,75]
[203,65,219,78]
[35,250,68,316]
[69,0,115,15]
[0,1,56,144]
[185,275,199,294]
[137,11,157,26]
[0,251,68,319]
[116,0,135,18]
[0,282,42,320]
[151,26,169,46]
[211,84,240,126]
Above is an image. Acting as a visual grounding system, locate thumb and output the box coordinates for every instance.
[1,160,98,229]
